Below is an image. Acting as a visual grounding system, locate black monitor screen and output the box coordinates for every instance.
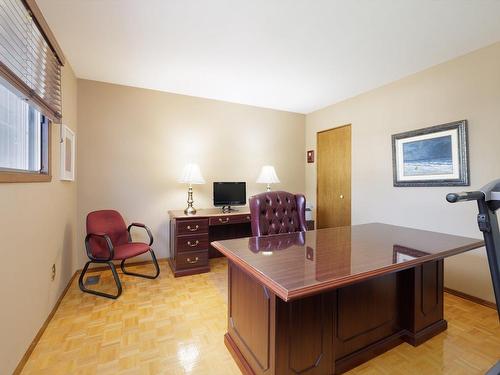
[213,182,246,206]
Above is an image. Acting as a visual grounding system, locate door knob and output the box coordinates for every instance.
[339,194,344,199]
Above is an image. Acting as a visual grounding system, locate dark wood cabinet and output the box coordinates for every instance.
[169,215,210,276]
[168,208,253,277]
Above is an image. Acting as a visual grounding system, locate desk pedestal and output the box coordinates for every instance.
[168,209,253,277]
[225,259,446,375]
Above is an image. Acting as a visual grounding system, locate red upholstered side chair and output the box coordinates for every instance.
[79,210,160,299]
[249,191,307,236]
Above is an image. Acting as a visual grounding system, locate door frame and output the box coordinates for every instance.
[316,124,352,228]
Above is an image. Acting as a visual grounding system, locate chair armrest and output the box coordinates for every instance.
[85,233,114,260]
[127,223,154,246]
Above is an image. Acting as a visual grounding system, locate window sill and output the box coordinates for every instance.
[0,171,52,183]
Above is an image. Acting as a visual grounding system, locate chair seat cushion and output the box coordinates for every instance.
[113,242,150,260]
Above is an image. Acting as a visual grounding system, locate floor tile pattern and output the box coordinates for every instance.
[21,258,500,374]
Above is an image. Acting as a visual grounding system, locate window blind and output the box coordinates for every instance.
[0,0,62,120]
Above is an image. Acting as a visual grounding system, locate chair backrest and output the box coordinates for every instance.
[86,210,129,257]
[249,191,307,236]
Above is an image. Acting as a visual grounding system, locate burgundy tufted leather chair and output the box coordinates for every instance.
[249,191,307,236]
[79,210,160,299]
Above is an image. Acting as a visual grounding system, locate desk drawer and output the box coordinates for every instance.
[209,214,252,226]
[177,219,209,235]
[176,250,208,270]
[177,233,209,252]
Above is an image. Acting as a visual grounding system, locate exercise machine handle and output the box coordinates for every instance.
[446,191,485,203]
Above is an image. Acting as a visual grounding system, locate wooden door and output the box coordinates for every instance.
[317,125,351,229]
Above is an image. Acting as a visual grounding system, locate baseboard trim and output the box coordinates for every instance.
[12,270,79,375]
[444,287,496,310]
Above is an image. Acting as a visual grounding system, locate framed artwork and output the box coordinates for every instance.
[392,120,469,187]
[60,124,75,181]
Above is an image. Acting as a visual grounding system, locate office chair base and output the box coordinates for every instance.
[78,260,123,299]
[120,249,160,279]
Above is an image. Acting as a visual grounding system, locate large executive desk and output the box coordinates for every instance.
[212,223,484,375]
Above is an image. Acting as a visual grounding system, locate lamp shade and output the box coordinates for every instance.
[178,163,205,184]
[256,165,280,184]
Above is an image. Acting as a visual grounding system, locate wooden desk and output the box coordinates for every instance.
[212,223,484,375]
[168,208,253,277]
[168,208,315,277]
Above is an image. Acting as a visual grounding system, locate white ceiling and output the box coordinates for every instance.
[38,0,500,114]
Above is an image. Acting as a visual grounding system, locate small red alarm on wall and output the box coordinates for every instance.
[307,150,314,163]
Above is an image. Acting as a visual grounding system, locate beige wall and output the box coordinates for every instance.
[76,80,305,265]
[3,37,498,375]
[0,63,78,375]
[305,42,500,303]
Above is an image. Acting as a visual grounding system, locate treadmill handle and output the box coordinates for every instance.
[446,191,485,203]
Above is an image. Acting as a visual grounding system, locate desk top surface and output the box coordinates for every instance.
[168,207,250,219]
[211,223,484,301]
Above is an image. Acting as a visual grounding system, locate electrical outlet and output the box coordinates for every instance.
[51,264,56,281]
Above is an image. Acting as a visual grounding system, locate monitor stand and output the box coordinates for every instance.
[221,205,238,213]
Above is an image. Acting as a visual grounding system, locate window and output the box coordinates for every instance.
[0,0,63,183]
[0,80,50,182]
[0,0,63,118]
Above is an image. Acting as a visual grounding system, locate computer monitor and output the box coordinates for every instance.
[213,182,246,211]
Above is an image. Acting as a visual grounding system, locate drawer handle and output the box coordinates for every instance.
[187,224,199,232]
[187,240,199,247]
[187,257,199,264]
[219,218,230,224]
[246,215,251,220]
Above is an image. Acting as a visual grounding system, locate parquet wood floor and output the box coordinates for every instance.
[20,258,500,375]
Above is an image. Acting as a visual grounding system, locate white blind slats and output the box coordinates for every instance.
[0,12,27,55]
[0,0,62,119]
[0,22,28,69]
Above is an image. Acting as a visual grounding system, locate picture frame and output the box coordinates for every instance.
[60,124,75,181]
[391,120,469,187]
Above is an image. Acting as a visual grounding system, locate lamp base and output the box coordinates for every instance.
[184,206,197,215]
[184,185,196,215]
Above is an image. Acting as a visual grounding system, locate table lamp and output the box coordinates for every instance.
[256,165,280,192]
[179,163,205,215]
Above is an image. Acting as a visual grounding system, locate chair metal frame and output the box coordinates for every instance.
[79,222,160,299]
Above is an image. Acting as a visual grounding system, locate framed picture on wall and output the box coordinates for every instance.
[392,120,469,187]
[60,124,75,181]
